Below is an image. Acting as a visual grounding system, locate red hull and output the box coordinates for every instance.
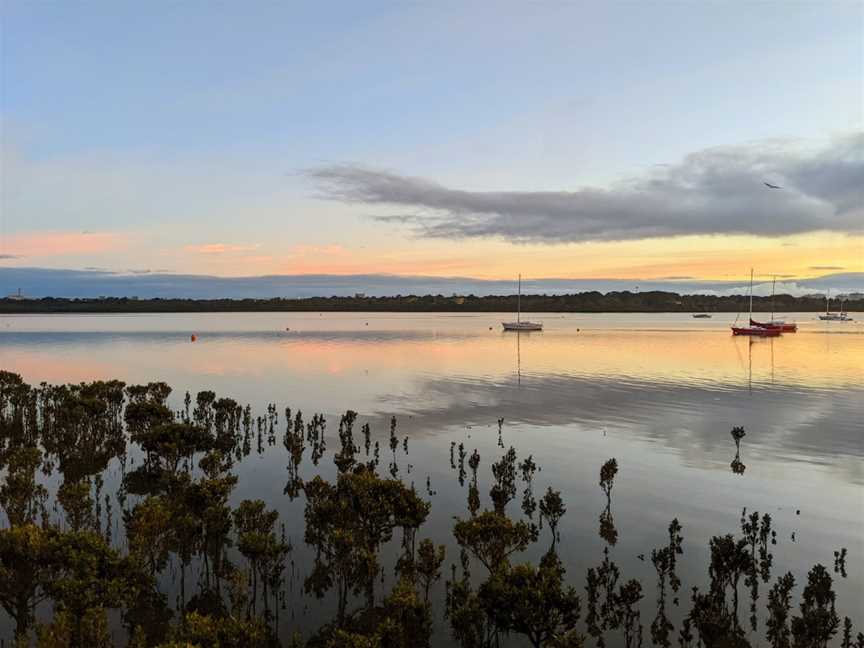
[732,326,781,337]
[750,319,797,332]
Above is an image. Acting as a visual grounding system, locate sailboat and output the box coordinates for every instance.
[750,276,797,332]
[819,293,853,321]
[732,269,781,337]
[502,274,543,331]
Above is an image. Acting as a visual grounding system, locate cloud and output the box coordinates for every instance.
[288,244,346,256]
[0,254,20,260]
[2,231,129,257]
[809,265,845,270]
[184,243,260,254]
[2,266,861,299]
[309,132,864,243]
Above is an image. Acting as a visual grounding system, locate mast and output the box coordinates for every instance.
[771,276,776,321]
[749,268,754,318]
[517,274,521,323]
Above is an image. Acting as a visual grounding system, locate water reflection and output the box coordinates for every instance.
[1,312,862,645]
[2,315,862,480]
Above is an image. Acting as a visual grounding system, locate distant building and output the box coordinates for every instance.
[5,288,26,301]
[354,292,366,299]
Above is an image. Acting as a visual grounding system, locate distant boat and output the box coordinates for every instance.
[750,276,797,332]
[819,313,852,321]
[502,274,543,331]
[819,294,853,321]
[732,269,783,337]
[692,313,712,319]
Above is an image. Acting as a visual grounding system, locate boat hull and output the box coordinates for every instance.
[502,322,543,331]
[750,319,797,332]
[731,326,781,337]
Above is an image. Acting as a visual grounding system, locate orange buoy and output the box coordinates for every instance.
[191,334,197,342]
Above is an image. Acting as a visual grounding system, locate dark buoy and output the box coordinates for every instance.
[285,327,290,331]
[190,334,197,342]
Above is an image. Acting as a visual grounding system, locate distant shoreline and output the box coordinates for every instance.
[1,292,858,314]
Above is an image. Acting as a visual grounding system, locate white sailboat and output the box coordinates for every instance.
[819,293,853,321]
[502,274,542,331]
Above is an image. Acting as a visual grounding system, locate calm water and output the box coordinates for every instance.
[1,312,862,644]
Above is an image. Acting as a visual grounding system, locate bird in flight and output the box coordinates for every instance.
[764,182,782,189]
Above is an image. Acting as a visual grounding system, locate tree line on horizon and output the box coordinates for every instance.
[1,292,859,314]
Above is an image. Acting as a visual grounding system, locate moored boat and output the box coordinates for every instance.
[750,276,797,332]
[819,312,853,321]
[819,295,853,321]
[732,325,781,337]
[502,321,544,331]
[732,269,783,337]
[750,319,797,332]
[502,274,543,332]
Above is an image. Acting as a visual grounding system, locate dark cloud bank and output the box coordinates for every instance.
[1,267,862,299]
[309,133,863,243]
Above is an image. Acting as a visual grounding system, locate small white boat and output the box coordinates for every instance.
[502,321,544,331]
[502,274,542,332]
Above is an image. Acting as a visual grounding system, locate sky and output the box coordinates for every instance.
[1,1,862,292]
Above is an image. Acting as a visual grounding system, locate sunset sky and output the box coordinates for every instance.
[1,2,861,286]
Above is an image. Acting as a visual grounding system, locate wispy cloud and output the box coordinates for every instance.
[309,132,863,244]
[288,244,346,256]
[184,243,261,255]
[0,254,20,260]
[2,231,130,257]
[809,265,846,270]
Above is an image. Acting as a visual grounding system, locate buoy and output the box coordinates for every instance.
[285,327,290,331]
[190,334,197,342]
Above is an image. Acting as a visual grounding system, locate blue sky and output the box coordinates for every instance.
[1,1,862,285]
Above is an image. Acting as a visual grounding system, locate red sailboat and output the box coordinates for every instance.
[733,324,781,337]
[749,319,796,333]
[732,269,783,337]
[750,276,797,332]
